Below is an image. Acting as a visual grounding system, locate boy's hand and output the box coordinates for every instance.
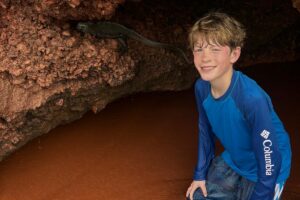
[186,180,207,200]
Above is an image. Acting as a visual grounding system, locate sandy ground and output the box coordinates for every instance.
[0,61,299,200]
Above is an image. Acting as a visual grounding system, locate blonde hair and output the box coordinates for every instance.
[188,12,246,50]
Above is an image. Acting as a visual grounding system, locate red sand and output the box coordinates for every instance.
[0,63,299,200]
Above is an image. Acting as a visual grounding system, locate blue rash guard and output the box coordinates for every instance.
[193,70,291,200]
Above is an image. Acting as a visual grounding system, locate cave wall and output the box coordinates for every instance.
[0,0,299,161]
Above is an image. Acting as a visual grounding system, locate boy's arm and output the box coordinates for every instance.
[193,82,215,180]
[245,96,282,200]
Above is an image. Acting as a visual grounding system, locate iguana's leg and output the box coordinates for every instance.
[116,37,128,54]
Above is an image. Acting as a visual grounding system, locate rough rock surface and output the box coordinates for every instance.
[0,0,299,161]
[0,0,195,161]
[34,0,125,20]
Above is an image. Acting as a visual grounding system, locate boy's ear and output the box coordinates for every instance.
[230,47,241,64]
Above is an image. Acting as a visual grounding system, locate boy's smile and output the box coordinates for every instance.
[199,65,217,72]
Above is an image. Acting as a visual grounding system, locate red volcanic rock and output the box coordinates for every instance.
[35,0,125,20]
[67,0,81,8]
[0,1,133,159]
[0,0,195,161]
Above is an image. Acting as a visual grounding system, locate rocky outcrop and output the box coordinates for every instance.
[0,0,195,161]
[0,0,299,161]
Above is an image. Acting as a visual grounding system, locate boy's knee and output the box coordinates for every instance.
[187,188,206,200]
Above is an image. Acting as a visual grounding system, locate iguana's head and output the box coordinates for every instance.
[76,22,93,32]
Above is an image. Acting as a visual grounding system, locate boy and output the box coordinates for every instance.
[185,12,291,200]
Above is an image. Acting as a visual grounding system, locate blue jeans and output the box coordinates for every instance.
[187,156,284,200]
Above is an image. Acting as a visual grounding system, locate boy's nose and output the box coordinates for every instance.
[201,51,211,63]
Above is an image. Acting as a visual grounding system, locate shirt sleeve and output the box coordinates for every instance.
[193,82,215,180]
[244,95,282,200]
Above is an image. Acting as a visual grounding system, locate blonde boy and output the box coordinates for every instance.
[186,12,291,200]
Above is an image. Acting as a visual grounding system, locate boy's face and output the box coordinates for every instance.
[192,38,240,83]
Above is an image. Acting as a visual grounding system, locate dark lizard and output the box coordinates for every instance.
[76,21,191,64]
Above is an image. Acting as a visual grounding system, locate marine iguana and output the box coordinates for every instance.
[76,21,191,64]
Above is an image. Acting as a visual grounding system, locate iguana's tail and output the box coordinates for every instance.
[135,39,192,64]
[160,44,192,64]
[122,26,192,64]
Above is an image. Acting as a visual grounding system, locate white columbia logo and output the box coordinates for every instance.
[260,129,274,176]
[260,130,270,139]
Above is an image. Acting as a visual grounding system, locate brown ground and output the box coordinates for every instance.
[0,61,299,200]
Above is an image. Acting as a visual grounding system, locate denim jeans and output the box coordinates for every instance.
[187,156,257,200]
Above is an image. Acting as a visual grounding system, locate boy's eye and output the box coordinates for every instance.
[212,48,220,51]
[193,48,202,52]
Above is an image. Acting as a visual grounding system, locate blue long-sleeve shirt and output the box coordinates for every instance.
[193,70,291,200]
